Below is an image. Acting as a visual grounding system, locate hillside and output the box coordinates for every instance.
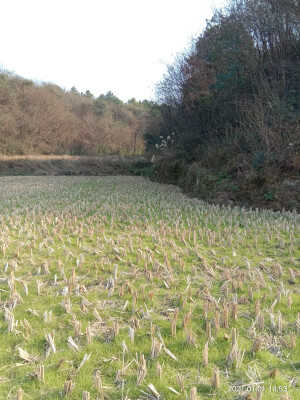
[145,0,300,212]
[0,71,150,156]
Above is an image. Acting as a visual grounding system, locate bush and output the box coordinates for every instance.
[264,189,275,201]
[252,151,266,171]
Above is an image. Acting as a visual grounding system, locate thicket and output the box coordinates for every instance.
[150,0,300,173]
[0,73,150,155]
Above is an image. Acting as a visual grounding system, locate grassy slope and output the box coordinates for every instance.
[0,176,299,400]
[0,155,150,177]
[153,158,300,213]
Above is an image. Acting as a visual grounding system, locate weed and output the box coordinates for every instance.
[264,190,275,201]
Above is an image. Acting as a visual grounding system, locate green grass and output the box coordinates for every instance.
[0,176,299,399]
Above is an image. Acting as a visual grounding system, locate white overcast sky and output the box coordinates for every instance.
[0,0,225,102]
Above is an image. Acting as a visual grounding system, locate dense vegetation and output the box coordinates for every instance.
[1,0,299,177]
[0,176,299,399]
[150,0,300,174]
[0,74,150,156]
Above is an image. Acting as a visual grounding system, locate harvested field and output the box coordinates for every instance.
[0,176,299,399]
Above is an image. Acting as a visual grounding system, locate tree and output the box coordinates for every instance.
[0,70,149,156]
[84,90,93,98]
[100,91,123,105]
[93,96,107,116]
[71,86,79,95]
[153,0,300,163]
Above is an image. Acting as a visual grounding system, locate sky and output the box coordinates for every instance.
[0,0,225,102]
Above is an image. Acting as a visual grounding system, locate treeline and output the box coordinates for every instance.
[0,71,150,155]
[1,0,299,170]
[149,0,300,172]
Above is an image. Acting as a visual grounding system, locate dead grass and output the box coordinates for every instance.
[0,154,150,176]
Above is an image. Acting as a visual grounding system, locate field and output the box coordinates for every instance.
[0,176,299,400]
